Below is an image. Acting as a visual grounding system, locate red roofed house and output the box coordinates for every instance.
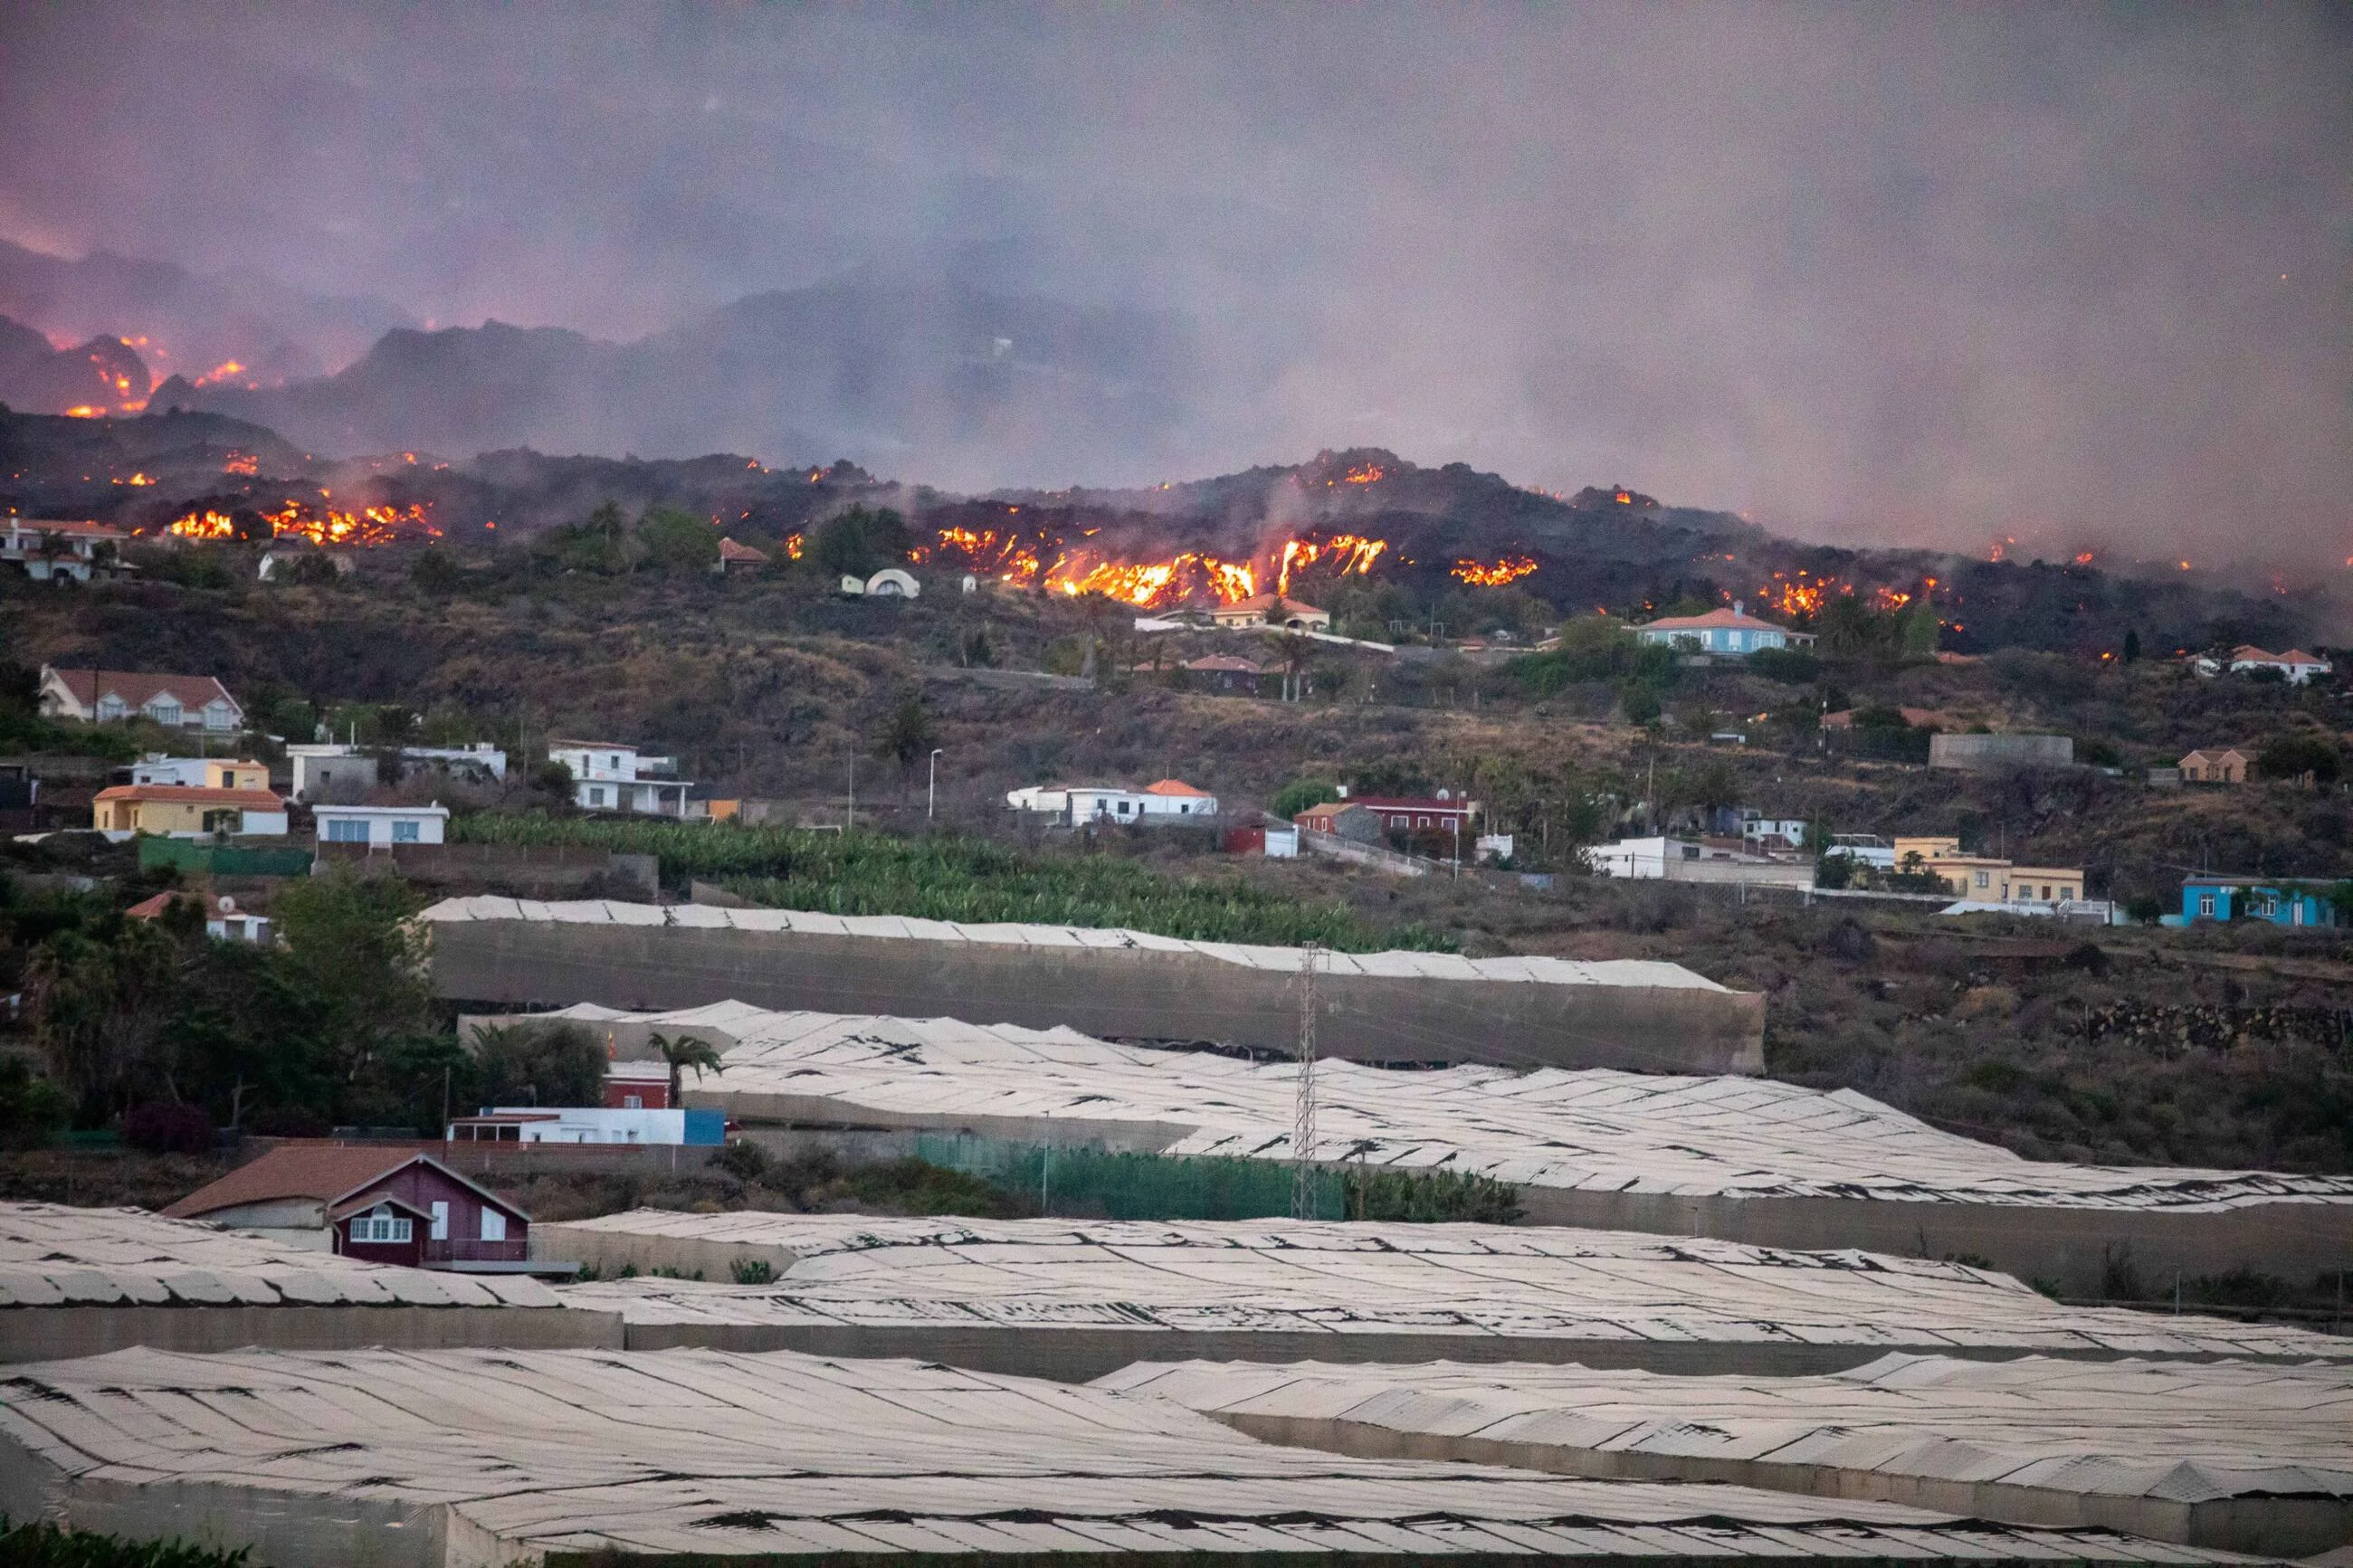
[1209,594,1330,631]
[164,1145,535,1271]
[1138,778,1219,818]
[2216,646,2334,686]
[2,518,132,582]
[1634,602,1815,656]
[127,890,272,943]
[1182,653,1273,694]
[93,784,288,837]
[715,537,768,574]
[38,665,243,730]
[1297,789,1480,836]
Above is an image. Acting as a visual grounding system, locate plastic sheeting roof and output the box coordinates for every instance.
[1100,1353,2353,1506]
[0,1344,2254,1562]
[420,896,1733,990]
[0,1202,559,1309]
[542,1004,2353,1211]
[550,1215,2348,1361]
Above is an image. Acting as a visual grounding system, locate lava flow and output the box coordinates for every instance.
[1451,555,1538,586]
[921,525,1392,609]
[161,499,442,546]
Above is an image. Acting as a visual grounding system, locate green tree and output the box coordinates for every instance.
[469,1022,605,1108]
[2256,733,2343,786]
[648,1031,725,1105]
[270,870,431,1089]
[0,1057,71,1149]
[875,692,938,779]
[812,506,913,577]
[635,505,721,571]
[26,915,188,1123]
[1271,778,1339,820]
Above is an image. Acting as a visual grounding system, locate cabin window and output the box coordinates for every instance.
[2198,894,2215,917]
[324,818,368,843]
[393,819,422,843]
[480,1209,508,1242]
[351,1204,411,1244]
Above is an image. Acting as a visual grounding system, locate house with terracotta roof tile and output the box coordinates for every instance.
[165,1145,538,1271]
[1634,602,1815,656]
[1,518,131,582]
[2196,646,2335,685]
[92,783,288,837]
[37,664,243,730]
[1208,594,1329,631]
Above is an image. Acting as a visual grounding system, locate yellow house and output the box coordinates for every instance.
[1890,836,2084,904]
[91,785,290,838]
[204,760,269,791]
[1999,866,2083,904]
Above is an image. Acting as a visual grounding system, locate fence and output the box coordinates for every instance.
[1295,825,1437,877]
[137,838,314,878]
[913,1134,1351,1221]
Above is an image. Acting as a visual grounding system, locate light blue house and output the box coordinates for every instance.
[2177,877,2347,928]
[1635,602,1815,656]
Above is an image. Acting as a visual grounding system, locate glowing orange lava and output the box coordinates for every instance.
[1452,556,1538,587]
[163,499,442,546]
[222,452,260,476]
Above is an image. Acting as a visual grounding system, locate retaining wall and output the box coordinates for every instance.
[0,1303,621,1363]
[430,918,1766,1074]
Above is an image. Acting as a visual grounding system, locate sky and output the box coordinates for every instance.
[3,2,2348,569]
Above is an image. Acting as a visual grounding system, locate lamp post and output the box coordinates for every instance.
[928,748,943,821]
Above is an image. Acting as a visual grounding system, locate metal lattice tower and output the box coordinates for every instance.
[1291,942,1320,1220]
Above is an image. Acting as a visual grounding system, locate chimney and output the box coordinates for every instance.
[1335,784,1349,798]
[1734,599,1745,616]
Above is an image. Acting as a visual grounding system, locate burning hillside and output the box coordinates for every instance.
[910,508,1396,609]
[157,495,441,547]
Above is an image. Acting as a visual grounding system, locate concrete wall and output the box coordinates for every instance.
[1517,1184,2353,1303]
[430,919,1767,1074]
[0,1304,621,1363]
[1929,732,2075,771]
[1209,1413,2350,1558]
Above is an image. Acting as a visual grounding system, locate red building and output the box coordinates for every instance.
[164,1145,534,1272]
[603,1060,672,1110]
[1295,793,1479,835]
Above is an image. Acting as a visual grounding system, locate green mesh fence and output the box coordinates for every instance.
[913,1135,1348,1221]
[137,838,313,878]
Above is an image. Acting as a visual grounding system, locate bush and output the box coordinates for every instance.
[1745,646,1820,684]
[0,1058,69,1149]
[710,1139,770,1182]
[0,1517,249,1567]
[729,1257,776,1285]
[120,1100,214,1155]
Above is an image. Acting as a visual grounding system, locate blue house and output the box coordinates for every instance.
[1634,602,1816,657]
[2178,877,2347,928]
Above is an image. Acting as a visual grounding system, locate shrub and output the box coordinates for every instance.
[710,1139,771,1182]
[1745,646,1820,684]
[120,1100,214,1155]
[0,1517,250,1567]
[729,1258,776,1285]
[0,1058,69,1150]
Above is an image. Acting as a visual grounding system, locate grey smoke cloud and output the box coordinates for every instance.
[1,2,2347,568]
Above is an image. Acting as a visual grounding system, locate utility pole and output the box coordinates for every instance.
[846,753,854,832]
[1292,943,1320,1221]
[928,748,942,822]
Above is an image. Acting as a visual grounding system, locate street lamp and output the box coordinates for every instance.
[928,748,943,821]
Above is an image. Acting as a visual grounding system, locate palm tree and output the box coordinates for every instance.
[647,1031,724,1106]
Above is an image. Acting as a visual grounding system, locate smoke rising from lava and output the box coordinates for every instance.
[1,4,2347,570]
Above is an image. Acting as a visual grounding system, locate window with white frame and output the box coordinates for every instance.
[147,699,183,726]
[2199,893,2215,917]
[589,786,607,807]
[349,1204,411,1244]
[324,817,368,843]
[392,819,421,843]
[479,1208,508,1242]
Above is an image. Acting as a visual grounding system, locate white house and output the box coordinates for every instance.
[1589,836,1814,889]
[838,568,920,599]
[2206,646,2334,686]
[38,666,242,730]
[1634,603,1815,656]
[446,1107,725,1146]
[288,742,508,801]
[3,519,130,582]
[1008,780,1219,824]
[1822,833,1897,870]
[312,803,450,847]
[548,741,692,816]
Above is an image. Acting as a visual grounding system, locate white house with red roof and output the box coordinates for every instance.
[2203,645,2334,686]
[1634,602,1815,656]
[1006,779,1219,823]
[2,518,131,582]
[38,665,243,730]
